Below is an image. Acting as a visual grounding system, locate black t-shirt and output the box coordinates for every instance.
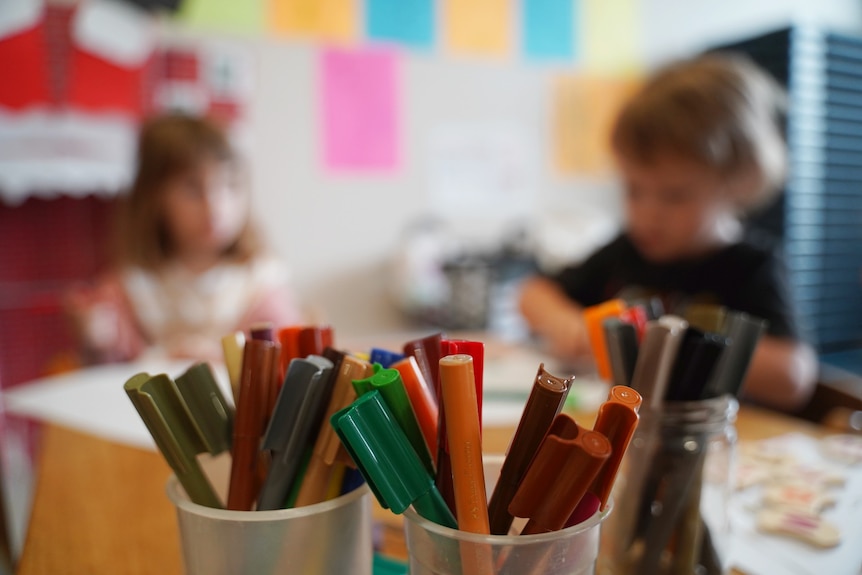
[550,233,800,339]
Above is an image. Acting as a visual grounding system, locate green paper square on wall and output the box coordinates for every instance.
[178,0,265,35]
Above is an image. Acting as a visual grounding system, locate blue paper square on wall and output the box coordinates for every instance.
[366,0,434,49]
[523,0,577,61]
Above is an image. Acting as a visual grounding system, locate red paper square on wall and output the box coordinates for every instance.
[66,46,149,117]
[0,25,51,109]
[160,49,199,82]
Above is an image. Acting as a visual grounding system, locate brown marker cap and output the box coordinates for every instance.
[227,338,276,511]
[509,414,611,534]
[487,364,573,535]
[317,355,374,467]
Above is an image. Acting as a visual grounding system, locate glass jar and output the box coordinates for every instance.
[598,395,738,575]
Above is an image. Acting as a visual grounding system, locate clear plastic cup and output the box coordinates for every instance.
[403,455,611,575]
[166,456,372,575]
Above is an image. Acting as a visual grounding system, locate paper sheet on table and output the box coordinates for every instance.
[729,433,862,575]
[3,346,604,447]
[1,360,232,451]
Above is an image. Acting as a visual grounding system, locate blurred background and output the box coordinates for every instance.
[1,0,861,389]
[2,0,862,567]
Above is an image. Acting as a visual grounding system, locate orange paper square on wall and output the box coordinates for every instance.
[443,0,510,57]
[553,74,640,175]
[270,0,356,43]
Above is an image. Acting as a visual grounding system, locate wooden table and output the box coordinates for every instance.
[16,404,827,574]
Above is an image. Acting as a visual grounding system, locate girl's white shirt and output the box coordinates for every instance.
[121,254,289,351]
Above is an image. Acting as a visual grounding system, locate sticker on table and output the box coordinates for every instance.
[757,509,841,549]
[821,434,862,465]
[730,433,862,575]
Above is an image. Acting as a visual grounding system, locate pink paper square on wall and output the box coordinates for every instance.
[321,46,399,171]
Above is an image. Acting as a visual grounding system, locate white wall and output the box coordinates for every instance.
[242,41,591,335]
[642,0,862,66]
[163,1,862,336]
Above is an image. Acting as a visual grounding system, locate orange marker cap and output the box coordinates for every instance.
[439,354,489,535]
[277,326,302,381]
[583,299,627,381]
[391,356,439,459]
[590,385,641,509]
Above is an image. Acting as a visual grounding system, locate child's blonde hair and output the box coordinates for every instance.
[611,54,787,212]
[118,114,260,269]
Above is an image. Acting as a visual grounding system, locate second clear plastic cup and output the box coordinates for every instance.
[403,455,611,575]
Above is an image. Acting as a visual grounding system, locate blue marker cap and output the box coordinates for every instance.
[369,348,406,369]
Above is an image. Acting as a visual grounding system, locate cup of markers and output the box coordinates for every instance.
[125,327,643,575]
[330,337,643,575]
[125,326,376,575]
[402,455,613,575]
[165,457,372,575]
[582,300,766,575]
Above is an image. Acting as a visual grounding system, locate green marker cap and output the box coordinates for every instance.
[352,368,435,475]
[331,391,456,529]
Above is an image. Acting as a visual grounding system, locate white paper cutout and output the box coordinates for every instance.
[0,108,137,204]
[72,0,154,67]
[203,43,255,99]
[0,0,43,41]
[427,122,538,220]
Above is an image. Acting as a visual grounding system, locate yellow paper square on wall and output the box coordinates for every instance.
[581,0,641,72]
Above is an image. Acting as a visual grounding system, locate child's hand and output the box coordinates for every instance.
[65,284,115,348]
[64,278,146,363]
[544,310,592,360]
[163,334,223,364]
[518,276,592,361]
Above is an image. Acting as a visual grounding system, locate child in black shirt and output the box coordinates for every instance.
[519,54,817,412]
